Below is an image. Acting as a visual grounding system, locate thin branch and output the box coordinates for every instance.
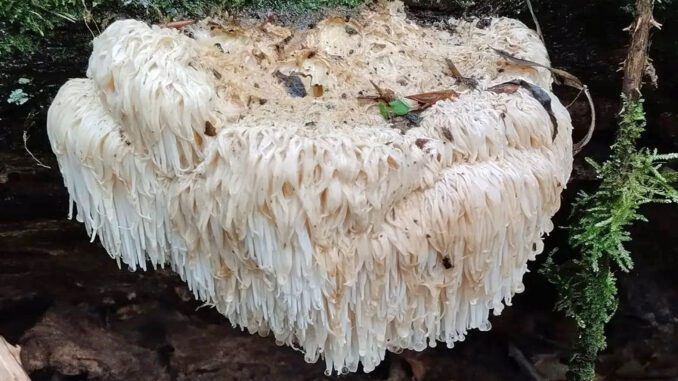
[508,343,544,381]
[566,88,585,109]
[525,0,544,43]
[572,86,596,155]
[23,131,51,169]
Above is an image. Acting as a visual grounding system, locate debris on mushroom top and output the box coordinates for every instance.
[168,0,552,132]
[48,0,572,375]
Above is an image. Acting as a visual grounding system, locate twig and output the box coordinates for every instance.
[162,20,195,29]
[572,86,596,155]
[81,0,99,37]
[525,0,544,43]
[445,58,479,89]
[22,131,51,169]
[566,88,584,109]
[508,343,544,381]
[369,80,395,102]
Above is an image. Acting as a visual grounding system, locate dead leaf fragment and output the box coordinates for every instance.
[312,84,324,97]
[405,89,458,106]
[488,82,520,94]
[492,47,585,89]
[204,121,217,136]
[414,138,429,149]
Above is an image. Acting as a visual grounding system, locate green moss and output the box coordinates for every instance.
[0,0,79,55]
[542,96,678,381]
[0,0,232,56]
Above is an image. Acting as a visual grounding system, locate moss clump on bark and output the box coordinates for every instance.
[543,96,678,380]
[542,1,677,380]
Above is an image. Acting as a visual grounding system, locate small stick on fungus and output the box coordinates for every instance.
[162,20,195,29]
[369,80,396,103]
[445,59,478,89]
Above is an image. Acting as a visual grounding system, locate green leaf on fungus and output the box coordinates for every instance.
[379,103,392,119]
[388,99,411,116]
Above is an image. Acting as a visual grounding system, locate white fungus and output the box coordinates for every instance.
[47,1,572,374]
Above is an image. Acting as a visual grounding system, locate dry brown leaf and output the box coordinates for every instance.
[405,89,458,105]
[489,82,521,94]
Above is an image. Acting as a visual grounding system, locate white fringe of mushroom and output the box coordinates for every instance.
[47,1,572,374]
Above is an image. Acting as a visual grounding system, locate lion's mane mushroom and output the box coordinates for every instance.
[47,1,572,374]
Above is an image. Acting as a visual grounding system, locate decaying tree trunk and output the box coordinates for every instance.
[0,336,30,381]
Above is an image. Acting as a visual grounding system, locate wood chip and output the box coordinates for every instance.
[312,84,324,97]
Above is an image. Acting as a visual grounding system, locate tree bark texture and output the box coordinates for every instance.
[622,0,656,98]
